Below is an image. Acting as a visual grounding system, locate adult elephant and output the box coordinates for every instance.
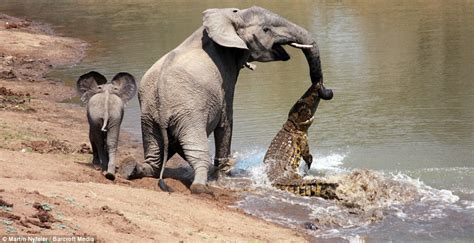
[121,6,333,194]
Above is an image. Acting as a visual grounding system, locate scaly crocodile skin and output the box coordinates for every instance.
[264,124,308,183]
[263,82,338,199]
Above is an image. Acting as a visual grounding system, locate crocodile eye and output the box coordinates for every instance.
[263,26,270,33]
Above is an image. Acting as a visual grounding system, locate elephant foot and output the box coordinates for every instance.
[214,157,236,176]
[119,156,157,180]
[92,163,101,171]
[104,172,116,181]
[119,156,142,180]
[190,183,214,195]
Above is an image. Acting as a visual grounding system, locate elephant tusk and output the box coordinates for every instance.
[289,43,313,49]
[244,62,256,70]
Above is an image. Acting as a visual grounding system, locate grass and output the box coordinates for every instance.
[0,124,48,145]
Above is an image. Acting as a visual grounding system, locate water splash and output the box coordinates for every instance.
[248,163,271,188]
[327,169,420,209]
[229,149,473,241]
[233,148,266,170]
[390,172,459,204]
[234,149,348,189]
[310,152,347,173]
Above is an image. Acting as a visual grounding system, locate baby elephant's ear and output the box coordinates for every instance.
[76,71,107,102]
[111,72,137,103]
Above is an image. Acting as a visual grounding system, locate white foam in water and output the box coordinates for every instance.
[461,200,474,209]
[394,208,408,219]
[234,148,348,187]
[347,235,366,243]
[249,163,272,188]
[390,172,459,204]
[232,148,272,187]
[233,148,472,241]
[233,148,266,170]
[310,152,347,173]
[234,148,347,172]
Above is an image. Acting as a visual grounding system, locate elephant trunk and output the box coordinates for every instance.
[289,24,333,100]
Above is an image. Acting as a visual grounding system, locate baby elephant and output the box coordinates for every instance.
[77,71,137,180]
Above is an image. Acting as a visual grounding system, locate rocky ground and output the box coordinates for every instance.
[0,14,305,242]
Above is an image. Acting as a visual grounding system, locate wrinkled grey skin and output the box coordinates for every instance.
[122,6,333,194]
[77,71,137,181]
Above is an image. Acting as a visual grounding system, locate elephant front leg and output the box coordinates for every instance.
[213,117,235,177]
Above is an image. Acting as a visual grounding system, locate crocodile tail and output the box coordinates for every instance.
[274,181,339,200]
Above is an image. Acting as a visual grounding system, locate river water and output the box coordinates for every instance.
[1,1,473,241]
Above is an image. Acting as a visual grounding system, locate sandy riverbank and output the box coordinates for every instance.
[0,14,305,242]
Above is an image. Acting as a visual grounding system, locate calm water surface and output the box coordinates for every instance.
[1,1,473,241]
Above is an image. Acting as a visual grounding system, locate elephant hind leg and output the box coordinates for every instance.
[89,130,100,170]
[141,116,166,177]
[89,126,108,171]
[178,126,212,194]
[104,121,121,181]
[121,115,165,179]
[101,133,109,172]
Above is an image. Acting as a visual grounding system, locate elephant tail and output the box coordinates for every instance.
[101,90,110,132]
[158,127,173,192]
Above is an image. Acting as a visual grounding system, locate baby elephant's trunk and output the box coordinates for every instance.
[101,89,110,132]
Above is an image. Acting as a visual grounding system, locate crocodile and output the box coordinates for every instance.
[263,82,338,199]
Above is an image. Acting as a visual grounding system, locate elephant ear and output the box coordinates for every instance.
[203,8,248,50]
[76,71,107,103]
[111,72,137,103]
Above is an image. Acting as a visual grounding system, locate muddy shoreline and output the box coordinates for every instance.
[0,13,306,241]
